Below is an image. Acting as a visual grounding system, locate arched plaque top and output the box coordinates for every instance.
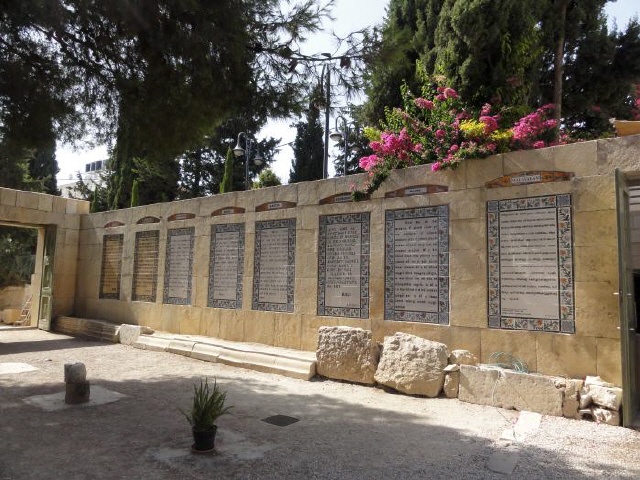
[104,221,125,228]
[486,171,574,188]
[384,184,448,198]
[211,206,245,216]
[167,212,196,222]
[136,216,160,224]
[255,201,296,212]
[319,192,357,205]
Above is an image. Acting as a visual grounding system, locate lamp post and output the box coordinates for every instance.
[330,115,354,176]
[233,132,264,190]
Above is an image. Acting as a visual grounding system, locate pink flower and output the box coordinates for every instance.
[435,94,446,102]
[414,98,435,110]
[479,115,498,134]
[443,87,458,99]
[437,86,445,94]
[481,103,492,116]
[435,129,446,139]
[448,144,459,154]
[431,162,442,171]
[413,143,424,153]
[359,155,380,172]
[533,140,546,149]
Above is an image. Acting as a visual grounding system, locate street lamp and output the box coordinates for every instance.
[233,132,264,190]
[330,115,355,176]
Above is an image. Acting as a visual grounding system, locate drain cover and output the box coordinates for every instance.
[261,415,300,427]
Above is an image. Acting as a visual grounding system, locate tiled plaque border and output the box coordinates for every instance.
[132,230,159,302]
[384,206,450,324]
[99,234,123,299]
[252,218,296,312]
[208,223,245,309]
[487,194,574,333]
[317,212,370,318]
[163,227,195,305]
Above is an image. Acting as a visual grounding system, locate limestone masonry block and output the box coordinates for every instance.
[562,379,583,419]
[587,384,623,411]
[449,349,478,366]
[443,371,460,398]
[374,332,449,397]
[458,365,564,416]
[591,406,621,426]
[316,326,379,385]
[117,324,142,346]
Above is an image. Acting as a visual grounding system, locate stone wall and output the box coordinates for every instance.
[65,135,640,385]
[0,188,89,323]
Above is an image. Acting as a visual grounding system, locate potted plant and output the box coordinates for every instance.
[181,378,233,452]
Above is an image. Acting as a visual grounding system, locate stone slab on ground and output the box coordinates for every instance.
[374,332,448,397]
[0,362,38,375]
[135,333,316,380]
[316,326,379,385]
[22,385,126,412]
[459,365,564,416]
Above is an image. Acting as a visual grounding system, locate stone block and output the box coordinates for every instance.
[562,379,583,419]
[65,381,90,404]
[64,362,87,383]
[191,343,223,362]
[374,332,449,397]
[118,324,142,345]
[443,371,460,398]
[167,339,196,356]
[458,365,564,416]
[588,384,623,410]
[316,326,379,385]
[449,349,477,366]
[591,406,621,426]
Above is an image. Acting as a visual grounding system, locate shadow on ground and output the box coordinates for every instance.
[1,331,639,479]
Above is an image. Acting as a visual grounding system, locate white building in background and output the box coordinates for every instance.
[58,160,106,198]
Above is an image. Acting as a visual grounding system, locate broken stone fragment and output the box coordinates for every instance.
[579,387,592,409]
[591,406,621,426]
[316,326,379,385]
[588,384,623,411]
[65,381,90,404]
[584,376,614,388]
[443,371,460,398]
[64,362,87,384]
[449,349,477,366]
[374,333,449,397]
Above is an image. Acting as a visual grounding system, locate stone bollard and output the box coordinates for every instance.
[64,362,90,405]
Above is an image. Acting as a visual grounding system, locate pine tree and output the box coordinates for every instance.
[219,148,235,194]
[289,87,325,183]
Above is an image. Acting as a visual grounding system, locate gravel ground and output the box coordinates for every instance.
[1,328,639,479]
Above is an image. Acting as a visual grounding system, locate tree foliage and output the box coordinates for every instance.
[1,0,339,208]
[364,0,640,137]
[289,85,325,183]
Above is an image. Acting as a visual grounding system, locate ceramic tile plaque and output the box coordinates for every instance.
[487,194,574,333]
[384,206,449,324]
[208,223,244,309]
[163,227,194,305]
[99,234,123,299]
[252,219,296,312]
[318,213,370,318]
[132,230,159,302]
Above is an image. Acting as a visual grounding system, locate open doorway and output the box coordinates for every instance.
[0,225,39,327]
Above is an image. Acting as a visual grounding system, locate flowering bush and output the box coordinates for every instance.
[353,73,566,199]
[632,84,640,121]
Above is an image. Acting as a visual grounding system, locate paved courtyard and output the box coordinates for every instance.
[1,328,640,479]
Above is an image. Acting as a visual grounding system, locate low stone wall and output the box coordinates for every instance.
[316,327,622,425]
